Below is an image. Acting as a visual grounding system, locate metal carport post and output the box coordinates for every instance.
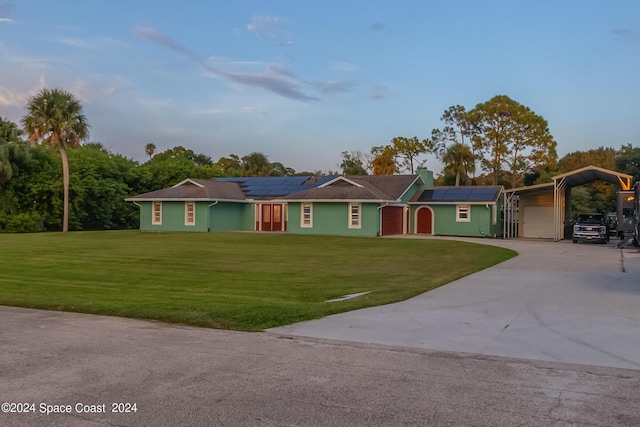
[503,191,517,239]
[553,177,567,242]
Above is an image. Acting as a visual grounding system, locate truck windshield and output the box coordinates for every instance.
[577,214,603,224]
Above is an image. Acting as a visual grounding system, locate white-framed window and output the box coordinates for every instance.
[492,204,497,225]
[152,201,162,225]
[349,203,361,229]
[456,205,470,222]
[301,203,313,228]
[185,201,195,226]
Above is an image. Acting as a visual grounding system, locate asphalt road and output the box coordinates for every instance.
[1,305,639,426]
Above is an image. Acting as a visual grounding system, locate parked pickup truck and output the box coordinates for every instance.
[572,213,609,244]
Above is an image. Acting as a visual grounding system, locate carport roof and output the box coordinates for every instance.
[552,165,632,190]
[504,165,633,194]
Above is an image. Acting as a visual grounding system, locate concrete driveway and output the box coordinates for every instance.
[270,237,640,370]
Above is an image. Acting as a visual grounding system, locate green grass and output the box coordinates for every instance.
[0,231,516,331]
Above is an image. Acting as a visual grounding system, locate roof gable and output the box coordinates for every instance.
[126,179,246,201]
[319,176,364,188]
[552,165,632,190]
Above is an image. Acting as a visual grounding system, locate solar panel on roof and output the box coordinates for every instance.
[417,187,499,202]
[469,188,497,200]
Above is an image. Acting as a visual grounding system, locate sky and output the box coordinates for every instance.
[1,1,639,174]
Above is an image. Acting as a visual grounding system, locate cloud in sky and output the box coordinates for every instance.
[611,28,636,37]
[247,15,292,46]
[333,61,360,72]
[315,81,354,95]
[133,26,334,102]
[0,2,13,23]
[370,85,391,100]
[0,86,26,106]
[57,37,97,49]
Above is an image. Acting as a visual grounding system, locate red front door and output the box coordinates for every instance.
[258,204,285,231]
[417,207,433,234]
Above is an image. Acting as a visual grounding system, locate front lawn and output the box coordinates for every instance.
[0,231,516,330]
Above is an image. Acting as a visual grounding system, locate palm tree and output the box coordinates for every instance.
[22,88,89,232]
[144,143,156,160]
[442,143,475,186]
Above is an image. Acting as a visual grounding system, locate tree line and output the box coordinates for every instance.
[2,89,640,232]
[0,127,312,232]
[341,95,558,188]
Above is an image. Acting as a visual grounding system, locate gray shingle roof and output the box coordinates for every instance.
[126,174,423,203]
[126,179,246,201]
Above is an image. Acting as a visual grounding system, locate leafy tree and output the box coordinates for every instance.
[66,144,140,230]
[558,146,616,172]
[22,88,89,232]
[0,118,28,185]
[269,162,296,176]
[0,144,61,231]
[217,154,242,176]
[615,144,640,182]
[241,152,271,176]
[0,117,23,144]
[192,153,213,167]
[340,151,368,175]
[144,143,156,160]
[468,95,557,188]
[390,136,429,174]
[370,145,397,175]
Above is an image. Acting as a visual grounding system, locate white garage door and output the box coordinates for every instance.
[523,207,554,238]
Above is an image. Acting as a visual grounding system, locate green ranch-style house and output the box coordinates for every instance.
[126,169,504,238]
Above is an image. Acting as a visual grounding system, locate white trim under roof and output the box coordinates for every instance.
[171,178,205,188]
[125,197,248,203]
[318,176,364,188]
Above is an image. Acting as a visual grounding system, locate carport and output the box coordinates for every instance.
[503,165,633,240]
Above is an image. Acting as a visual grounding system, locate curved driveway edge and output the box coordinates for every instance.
[269,237,640,370]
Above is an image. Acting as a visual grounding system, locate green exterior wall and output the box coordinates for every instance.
[287,202,380,236]
[139,201,209,232]
[138,201,255,232]
[209,202,253,231]
[410,204,501,237]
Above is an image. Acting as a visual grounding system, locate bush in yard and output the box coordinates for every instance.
[0,212,44,233]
